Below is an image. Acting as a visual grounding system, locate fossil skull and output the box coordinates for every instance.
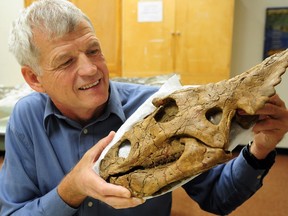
[99,49,288,198]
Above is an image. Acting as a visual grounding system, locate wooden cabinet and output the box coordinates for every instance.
[122,0,175,79]
[174,0,235,84]
[122,0,235,85]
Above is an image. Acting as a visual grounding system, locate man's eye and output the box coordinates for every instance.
[88,49,101,55]
[61,59,73,67]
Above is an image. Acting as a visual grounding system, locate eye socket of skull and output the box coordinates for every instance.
[205,107,223,125]
[154,98,178,123]
[118,139,131,158]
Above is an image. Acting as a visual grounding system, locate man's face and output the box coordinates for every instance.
[33,21,110,122]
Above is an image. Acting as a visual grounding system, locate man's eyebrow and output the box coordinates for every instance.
[88,40,101,48]
[51,41,101,66]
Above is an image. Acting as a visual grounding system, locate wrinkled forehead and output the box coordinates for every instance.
[31,18,94,42]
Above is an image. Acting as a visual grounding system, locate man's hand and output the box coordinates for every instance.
[57,131,144,209]
[250,94,288,159]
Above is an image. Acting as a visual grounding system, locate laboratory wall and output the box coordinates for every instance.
[0,0,24,86]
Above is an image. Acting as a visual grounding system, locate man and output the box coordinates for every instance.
[0,0,288,215]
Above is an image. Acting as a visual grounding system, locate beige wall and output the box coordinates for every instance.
[231,0,287,76]
[0,0,24,86]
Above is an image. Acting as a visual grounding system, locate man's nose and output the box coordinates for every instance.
[77,53,97,76]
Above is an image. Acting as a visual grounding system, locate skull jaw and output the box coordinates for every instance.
[101,138,232,198]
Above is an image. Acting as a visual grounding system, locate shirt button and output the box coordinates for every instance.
[88,201,93,207]
[83,129,88,134]
[257,175,262,179]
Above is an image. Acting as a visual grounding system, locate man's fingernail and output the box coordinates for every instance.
[132,197,145,204]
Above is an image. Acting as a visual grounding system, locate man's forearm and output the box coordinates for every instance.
[58,171,87,208]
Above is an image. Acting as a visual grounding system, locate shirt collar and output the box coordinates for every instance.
[43,81,126,130]
[106,81,126,122]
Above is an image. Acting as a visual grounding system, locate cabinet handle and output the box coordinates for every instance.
[171,32,181,36]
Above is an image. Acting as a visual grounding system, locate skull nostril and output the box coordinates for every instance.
[154,98,178,123]
[118,139,131,158]
[205,107,223,125]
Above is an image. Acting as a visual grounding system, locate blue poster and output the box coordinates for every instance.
[263,7,288,59]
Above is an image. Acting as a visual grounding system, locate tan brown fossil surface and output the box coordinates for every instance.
[100,49,288,198]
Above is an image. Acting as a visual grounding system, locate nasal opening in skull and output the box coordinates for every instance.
[206,107,223,125]
[118,139,131,158]
[154,98,178,123]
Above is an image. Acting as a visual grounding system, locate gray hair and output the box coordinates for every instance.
[9,0,94,75]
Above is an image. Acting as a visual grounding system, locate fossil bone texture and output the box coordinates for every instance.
[100,49,288,198]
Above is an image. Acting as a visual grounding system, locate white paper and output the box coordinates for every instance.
[138,1,163,22]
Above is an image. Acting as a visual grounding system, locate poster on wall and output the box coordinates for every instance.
[263,7,288,59]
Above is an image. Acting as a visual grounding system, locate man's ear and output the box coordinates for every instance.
[21,66,45,93]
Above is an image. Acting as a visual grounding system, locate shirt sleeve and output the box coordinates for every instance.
[0,122,77,216]
[182,147,272,215]
[0,182,76,216]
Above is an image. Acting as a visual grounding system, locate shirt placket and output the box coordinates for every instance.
[79,127,94,159]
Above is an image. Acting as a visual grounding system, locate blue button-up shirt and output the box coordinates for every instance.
[0,81,269,216]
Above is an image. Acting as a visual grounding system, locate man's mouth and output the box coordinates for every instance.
[79,80,100,90]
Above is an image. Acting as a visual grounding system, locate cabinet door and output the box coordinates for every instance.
[175,0,235,84]
[122,0,175,77]
[122,0,234,84]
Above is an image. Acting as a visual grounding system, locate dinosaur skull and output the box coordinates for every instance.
[99,49,288,198]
